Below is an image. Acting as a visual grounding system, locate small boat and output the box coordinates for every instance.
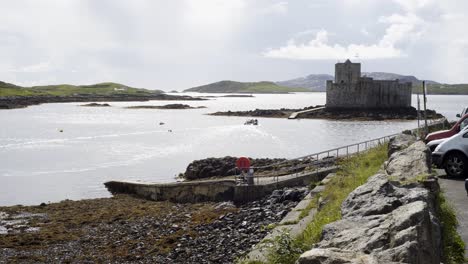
[244,119,258,125]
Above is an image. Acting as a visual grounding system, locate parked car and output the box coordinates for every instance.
[456,107,468,118]
[427,138,447,152]
[432,127,468,177]
[425,114,468,143]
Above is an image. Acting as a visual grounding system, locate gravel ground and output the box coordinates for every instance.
[0,187,307,263]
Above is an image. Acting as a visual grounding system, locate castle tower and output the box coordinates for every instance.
[334,59,361,84]
[326,59,412,109]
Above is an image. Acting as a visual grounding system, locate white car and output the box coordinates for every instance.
[432,126,468,177]
[456,107,468,118]
[427,138,447,152]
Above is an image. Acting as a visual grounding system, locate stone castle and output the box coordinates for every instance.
[326,60,412,109]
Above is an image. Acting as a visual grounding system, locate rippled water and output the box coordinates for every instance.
[0,93,466,206]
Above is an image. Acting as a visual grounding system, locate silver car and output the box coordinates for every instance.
[432,126,468,177]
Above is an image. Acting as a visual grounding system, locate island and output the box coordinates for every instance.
[183,80,310,93]
[80,103,111,107]
[0,81,205,109]
[125,104,206,109]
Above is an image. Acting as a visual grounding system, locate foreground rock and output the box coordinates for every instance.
[125,104,206,109]
[0,188,308,263]
[298,135,441,264]
[210,106,444,121]
[0,94,206,110]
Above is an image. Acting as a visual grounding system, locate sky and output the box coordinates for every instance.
[0,0,467,90]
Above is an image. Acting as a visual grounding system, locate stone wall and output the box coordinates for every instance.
[326,79,412,109]
[298,135,442,264]
[104,167,337,204]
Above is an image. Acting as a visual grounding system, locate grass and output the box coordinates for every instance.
[0,81,163,97]
[184,80,310,93]
[263,144,388,264]
[436,191,466,264]
[413,83,468,95]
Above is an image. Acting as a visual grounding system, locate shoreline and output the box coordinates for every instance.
[0,94,206,110]
[0,189,307,263]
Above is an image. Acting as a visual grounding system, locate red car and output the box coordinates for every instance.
[425,114,468,143]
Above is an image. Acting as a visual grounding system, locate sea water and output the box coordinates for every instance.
[0,93,466,205]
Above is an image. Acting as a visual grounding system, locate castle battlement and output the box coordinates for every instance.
[326,60,412,109]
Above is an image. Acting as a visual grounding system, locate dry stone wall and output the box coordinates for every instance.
[298,135,442,264]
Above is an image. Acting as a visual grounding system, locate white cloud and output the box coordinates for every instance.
[263,29,402,60]
[262,2,288,15]
[263,1,428,61]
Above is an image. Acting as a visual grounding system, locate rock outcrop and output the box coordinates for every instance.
[297,135,441,264]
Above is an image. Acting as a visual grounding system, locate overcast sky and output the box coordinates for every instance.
[0,0,467,90]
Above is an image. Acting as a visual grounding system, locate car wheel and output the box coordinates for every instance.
[444,152,468,177]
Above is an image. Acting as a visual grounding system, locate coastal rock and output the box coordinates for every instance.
[125,104,206,109]
[297,135,441,264]
[210,106,444,121]
[384,141,431,181]
[387,133,416,156]
[182,156,287,180]
[80,103,111,107]
[297,248,379,264]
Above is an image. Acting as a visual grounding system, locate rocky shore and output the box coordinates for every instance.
[181,156,332,181]
[0,94,206,110]
[125,104,206,110]
[210,105,444,120]
[0,188,308,263]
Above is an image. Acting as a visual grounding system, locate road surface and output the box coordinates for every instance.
[438,171,468,259]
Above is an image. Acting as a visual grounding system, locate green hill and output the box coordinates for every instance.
[184,80,310,93]
[412,83,468,95]
[0,81,163,97]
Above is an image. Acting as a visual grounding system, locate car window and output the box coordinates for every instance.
[461,118,468,130]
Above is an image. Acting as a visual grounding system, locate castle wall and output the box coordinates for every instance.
[326,79,412,109]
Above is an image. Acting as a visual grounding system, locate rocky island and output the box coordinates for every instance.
[125,104,206,110]
[209,105,444,121]
[80,103,111,107]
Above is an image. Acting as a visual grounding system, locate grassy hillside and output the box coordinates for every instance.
[413,84,468,95]
[0,81,163,97]
[184,80,310,93]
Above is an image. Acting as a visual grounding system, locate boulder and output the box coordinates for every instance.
[297,248,380,264]
[385,141,431,181]
[387,134,416,157]
[297,136,441,264]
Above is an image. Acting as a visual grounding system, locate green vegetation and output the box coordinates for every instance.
[184,80,310,93]
[0,80,162,97]
[263,144,388,264]
[413,83,468,95]
[436,191,466,264]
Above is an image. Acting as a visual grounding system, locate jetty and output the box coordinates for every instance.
[288,106,325,119]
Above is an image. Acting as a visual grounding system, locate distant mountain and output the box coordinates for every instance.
[184,80,310,93]
[276,74,333,92]
[362,72,439,86]
[277,72,439,92]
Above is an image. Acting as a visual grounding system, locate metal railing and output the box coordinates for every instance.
[235,117,448,185]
